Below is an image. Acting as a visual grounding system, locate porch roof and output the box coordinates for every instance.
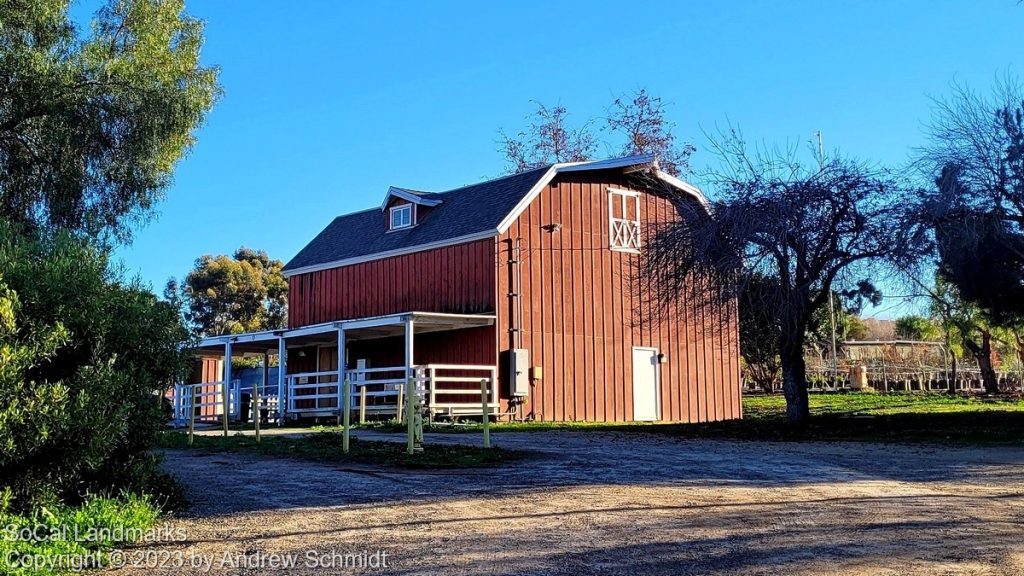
[192,311,496,357]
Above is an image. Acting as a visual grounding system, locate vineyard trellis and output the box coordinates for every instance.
[743,340,1024,393]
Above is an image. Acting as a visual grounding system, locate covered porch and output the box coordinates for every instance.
[172,312,499,426]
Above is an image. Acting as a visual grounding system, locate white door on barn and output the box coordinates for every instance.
[631,347,660,421]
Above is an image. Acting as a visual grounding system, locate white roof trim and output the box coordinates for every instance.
[655,170,710,209]
[194,312,499,351]
[281,229,497,277]
[557,153,656,173]
[197,329,281,348]
[495,154,675,234]
[493,165,560,235]
[380,186,442,211]
[286,155,705,277]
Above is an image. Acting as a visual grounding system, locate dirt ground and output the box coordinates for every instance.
[102,430,1024,576]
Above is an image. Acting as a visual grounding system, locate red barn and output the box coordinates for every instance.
[184,155,741,423]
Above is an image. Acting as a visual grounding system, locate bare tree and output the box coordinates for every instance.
[497,89,696,175]
[606,89,695,177]
[640,132,926,424]
[498,102,596,173]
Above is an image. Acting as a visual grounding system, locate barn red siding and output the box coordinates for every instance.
[496,172,742,423]
[287,239,496,328]
[344,326,496,368]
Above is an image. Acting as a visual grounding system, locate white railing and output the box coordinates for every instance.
[423,364,498,417]
[285,371,339,415]
[346,366,409,416]
[281,364,498,420]
[171,381,241,427]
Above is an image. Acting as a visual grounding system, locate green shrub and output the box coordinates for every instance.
[0,223,192,511]
[0,494,160,576]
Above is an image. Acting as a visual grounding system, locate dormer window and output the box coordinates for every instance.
[390,204,413,230]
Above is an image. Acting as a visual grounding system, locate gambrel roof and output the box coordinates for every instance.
[282,155,705,276]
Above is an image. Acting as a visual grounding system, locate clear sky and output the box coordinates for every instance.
[109,0,1022,318]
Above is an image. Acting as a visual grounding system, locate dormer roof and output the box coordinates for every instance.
[380,186,443,211]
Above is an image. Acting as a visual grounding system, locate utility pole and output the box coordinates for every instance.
[816,131,839,386]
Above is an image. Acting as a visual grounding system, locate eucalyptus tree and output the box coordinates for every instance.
[0,0,221,241]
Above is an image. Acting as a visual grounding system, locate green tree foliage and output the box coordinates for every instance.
[180,247,287,336]
[893,315,943,341]
[928,275,1010,394]
[807,285,880,346]
[0,0,221,241]
[0,224,191,510]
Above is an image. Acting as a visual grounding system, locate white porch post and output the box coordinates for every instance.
[277,336,286,425]
[256,351,267,442]
[404,316,415,379]
[336,327,346,417]
[222,340,232,437]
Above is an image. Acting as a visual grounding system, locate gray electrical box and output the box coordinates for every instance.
[509,348,530,397]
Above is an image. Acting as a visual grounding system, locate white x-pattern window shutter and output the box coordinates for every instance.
[608,188,641,252]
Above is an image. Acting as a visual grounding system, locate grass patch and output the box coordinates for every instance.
[744,391,1024,418]
[0,494,160,576]
[347,393,1023,445]
[156,431,525,468]
[714,392,1024,444]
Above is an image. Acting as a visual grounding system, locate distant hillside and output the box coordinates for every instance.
[856,318,896,341]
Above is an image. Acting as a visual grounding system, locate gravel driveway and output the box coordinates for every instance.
[103,430,1024,575]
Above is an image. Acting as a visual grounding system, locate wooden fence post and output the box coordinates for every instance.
[359,385,367,424]
[396,384,404,424]
[481,379,491,449]
[342,378,351,454]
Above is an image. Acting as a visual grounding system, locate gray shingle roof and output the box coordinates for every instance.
[282,166,551,272]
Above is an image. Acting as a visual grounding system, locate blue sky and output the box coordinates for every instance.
[107,1,1021,317]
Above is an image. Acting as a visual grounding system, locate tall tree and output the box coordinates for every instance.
[606,89,695,177]
[0,0,221,241]
[179,247,287,336]
[497,89,695,176]
[498,103,596,173]
[893,315,943,341]
[927,274,1008,394]
[918,80,1024,325]
[641,133,926,423]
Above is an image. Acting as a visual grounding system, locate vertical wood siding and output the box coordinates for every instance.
[344,326,496,368]
[287,239,496,328]
[496,172,742,422]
